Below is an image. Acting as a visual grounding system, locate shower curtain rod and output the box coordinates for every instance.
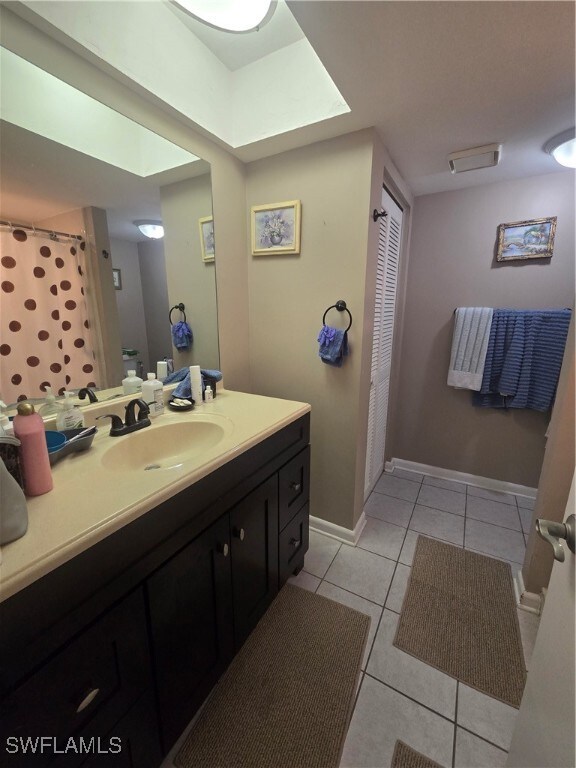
[0,220,84,241]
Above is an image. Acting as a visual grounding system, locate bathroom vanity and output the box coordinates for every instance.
[0,391,310,767]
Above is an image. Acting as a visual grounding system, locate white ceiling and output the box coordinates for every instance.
[1,0,574,239]
[281,1,576,194]
[167,0,305,71]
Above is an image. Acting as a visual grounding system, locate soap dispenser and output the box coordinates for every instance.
[39,387,62,419]
[56,392,85,431]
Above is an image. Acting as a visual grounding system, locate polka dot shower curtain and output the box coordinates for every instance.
[0,226,99,404]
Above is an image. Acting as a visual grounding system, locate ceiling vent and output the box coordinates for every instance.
[448,144,501,174]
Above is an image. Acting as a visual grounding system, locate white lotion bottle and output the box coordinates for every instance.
[122,370,143,395]
[189,365,203,405]
[141,373,164,418]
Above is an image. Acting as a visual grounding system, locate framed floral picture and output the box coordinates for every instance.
[199,216,215,262]
[496,216,557,262]
[251,200,301,255]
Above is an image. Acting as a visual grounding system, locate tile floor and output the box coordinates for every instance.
[289,468,541,768]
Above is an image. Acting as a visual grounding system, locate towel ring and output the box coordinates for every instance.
[169,303,186,325]
[322,300,352,332]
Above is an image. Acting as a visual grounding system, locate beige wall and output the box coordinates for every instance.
[246,131,375,530]
[138,239,173,369]
[160,174,219,371]
[110,238,150,375]
[387,171,575,486]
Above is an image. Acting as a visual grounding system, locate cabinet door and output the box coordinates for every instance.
[146,514,233,753]
[0,589,151,768]
[79,693,161,768]
[230,475,279,647]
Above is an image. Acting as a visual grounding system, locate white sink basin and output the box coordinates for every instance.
[100,418,232,471]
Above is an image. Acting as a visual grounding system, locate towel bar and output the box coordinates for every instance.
[322,300,352,332]
[169,303,186,325]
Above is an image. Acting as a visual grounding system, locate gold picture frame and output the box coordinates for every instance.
[496,216,557,262]
[199,216,215,263]
[251,200,301,255]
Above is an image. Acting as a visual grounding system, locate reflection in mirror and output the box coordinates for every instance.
[0,48,219,408]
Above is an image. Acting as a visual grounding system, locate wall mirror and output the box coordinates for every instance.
[0,48,219,409]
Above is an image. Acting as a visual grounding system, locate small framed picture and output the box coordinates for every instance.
[251,200,301,255]
[496,217,557,262]
[199,216,215,263]
[112,268,122,290]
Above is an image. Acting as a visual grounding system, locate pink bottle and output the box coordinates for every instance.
[13,402,53,496]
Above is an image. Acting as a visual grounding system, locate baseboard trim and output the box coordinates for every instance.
[514,569,543,615]
[386,458,537,499]
[309,512,367,545]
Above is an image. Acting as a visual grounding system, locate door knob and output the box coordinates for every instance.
[217,542,229,557]
[536,514,575,562]
[233,527,245,541]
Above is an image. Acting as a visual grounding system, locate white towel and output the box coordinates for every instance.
[447,307,493,390]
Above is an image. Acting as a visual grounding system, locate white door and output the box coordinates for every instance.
[365,188,403,498]
[506,471,575,768]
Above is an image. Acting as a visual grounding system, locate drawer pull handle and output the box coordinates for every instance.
[289,538,301,548]
[290,482,302,492]
[218,542,229,557]
[76,687,100,714]
[234,527,245,541]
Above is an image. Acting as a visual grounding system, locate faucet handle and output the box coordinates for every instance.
[95,413,125,436]
[136,399,150,421]
[124,398,151,428]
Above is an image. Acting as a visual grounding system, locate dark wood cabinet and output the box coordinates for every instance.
[230,474,279,647]
[80,693,162,768]
[0,415,310,767]
[0,589,156,768]
[146,514,233,751]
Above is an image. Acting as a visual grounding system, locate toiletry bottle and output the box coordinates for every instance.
[0,455,28,544]
[189,365,203,405]
[204,385,213,402]
[39,387,62,419]
[156,360,168,380]
[0,401,13,436]
[122,370,143,395]
[56,392,85,431]
[12,402,53,496]
[141,373,164,418]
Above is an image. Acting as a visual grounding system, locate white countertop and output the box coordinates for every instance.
[0,390,310,603]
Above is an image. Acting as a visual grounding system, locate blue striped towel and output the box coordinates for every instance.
[473,309,571,411]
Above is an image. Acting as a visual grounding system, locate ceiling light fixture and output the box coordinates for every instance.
[134,220,164,239]
[448,144,502,174]
[544,128,576,169]
[170,0,276,32]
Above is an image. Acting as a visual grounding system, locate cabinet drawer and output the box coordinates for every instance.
[279,503,309,587]
[278,446,310,531]
[0,589,151,768]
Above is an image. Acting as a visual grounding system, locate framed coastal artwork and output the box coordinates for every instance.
[251,200,301,255]
[496,217,557,262]
[199,216,215,262]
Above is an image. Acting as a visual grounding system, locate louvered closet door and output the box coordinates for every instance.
[365,188,403,498]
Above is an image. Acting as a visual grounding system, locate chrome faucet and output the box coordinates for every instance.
[96,398,151,436]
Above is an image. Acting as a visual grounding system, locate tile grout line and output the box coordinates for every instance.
[363,672,456,725]
[452,682,459,768]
